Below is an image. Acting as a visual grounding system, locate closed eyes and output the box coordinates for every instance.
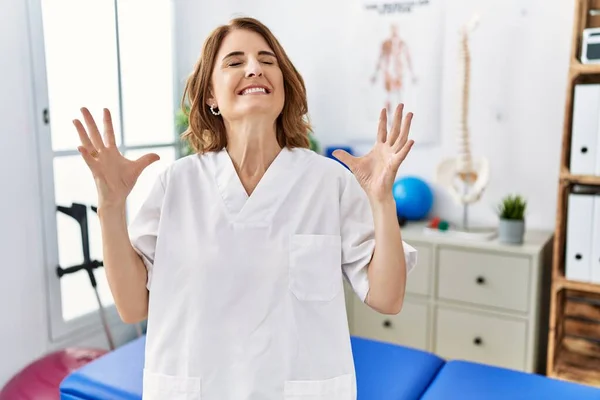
[227,60,274,67]
[223,50,277,67]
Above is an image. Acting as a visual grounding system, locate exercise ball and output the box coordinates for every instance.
[392,176,434,220]
[0,347,107,400]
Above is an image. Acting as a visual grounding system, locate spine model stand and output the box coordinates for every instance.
[436,14,490,230]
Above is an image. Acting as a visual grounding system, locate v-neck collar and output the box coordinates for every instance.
[212,146,306,225]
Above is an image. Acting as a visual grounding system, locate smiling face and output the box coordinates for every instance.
[208,29,285,122]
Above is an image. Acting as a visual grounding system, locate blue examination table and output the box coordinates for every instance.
[60,336,145,399]
[60,335,600,399]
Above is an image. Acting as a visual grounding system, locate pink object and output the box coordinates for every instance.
[0,347,107,400]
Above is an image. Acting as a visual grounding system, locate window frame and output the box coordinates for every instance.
[26,0,182,342]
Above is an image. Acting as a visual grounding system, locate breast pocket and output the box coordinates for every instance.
[289,234,342,301]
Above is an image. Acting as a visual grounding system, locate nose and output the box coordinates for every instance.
[245,57,263,78]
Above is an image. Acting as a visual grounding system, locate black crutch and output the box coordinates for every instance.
[56,203,115,350]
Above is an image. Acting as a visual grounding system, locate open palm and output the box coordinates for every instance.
[333,104,414,201]
[74,107,160,209]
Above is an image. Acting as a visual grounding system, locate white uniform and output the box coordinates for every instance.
[129,147,417,400]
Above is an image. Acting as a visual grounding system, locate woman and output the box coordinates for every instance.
[74,17,417,400]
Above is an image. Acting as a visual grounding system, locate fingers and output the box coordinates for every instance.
[387,104,404,145]
[331,149,356,170]
[377,108,387,143]
[392,111,414,153]
[80,107,105,150]
[73,119,95,152]
[393,139,415,168]
[77,146,98,171]
[103,108,117,147]
[134,153,160,174]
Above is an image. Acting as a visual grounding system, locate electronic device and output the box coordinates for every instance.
[581,25,600,64]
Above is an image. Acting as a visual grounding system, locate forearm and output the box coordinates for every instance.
[98,205,149,323]
[365,195,407,314]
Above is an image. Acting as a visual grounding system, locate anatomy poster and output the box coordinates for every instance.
[348,0,444,145]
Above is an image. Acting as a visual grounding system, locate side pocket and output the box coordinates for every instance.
[143,369,202,400]
[289,234,342,301]
[284,373,353,400]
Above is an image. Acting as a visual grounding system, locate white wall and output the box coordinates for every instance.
[173,0,575,231]
[0,0,136,387]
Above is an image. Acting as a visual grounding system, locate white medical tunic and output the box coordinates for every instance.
[129,147,417,400]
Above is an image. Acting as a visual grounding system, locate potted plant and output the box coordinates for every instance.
[175,105,193,157]
[496,194,527,244]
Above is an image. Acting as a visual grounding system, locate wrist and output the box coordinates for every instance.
[369,194,396,214]
[97,203,127,220]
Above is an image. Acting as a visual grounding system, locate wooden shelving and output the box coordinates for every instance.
[547,0,600,387]
[553,277,600,294]
[560,171,600,186]
[552,336,600,386]
[571,62,600,77]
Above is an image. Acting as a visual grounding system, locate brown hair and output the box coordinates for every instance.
[180,17,311,153]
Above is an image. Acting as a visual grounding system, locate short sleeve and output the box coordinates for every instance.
[128,173,165,290]
[340,171,418,303]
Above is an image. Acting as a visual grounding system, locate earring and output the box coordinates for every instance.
[210,104,221,116]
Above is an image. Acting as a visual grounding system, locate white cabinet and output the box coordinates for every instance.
[352,296,429,351]
[346,222,553,373]
[434,306,528,371]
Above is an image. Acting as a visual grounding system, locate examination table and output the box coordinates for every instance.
[59,335,600,399]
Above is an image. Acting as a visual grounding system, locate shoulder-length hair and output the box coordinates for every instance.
[180,17,312,153]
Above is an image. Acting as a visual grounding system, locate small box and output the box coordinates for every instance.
[581,27,600,64]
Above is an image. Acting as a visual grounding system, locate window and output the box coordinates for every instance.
[28,0,180,340]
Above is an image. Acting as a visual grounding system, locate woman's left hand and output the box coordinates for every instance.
[333,104,414,202]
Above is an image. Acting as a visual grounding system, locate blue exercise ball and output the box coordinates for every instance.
[392,176,434,220]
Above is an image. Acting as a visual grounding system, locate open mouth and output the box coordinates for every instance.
[238,86,271,95]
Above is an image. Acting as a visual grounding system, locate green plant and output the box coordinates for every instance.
[308,132,320,153]
[496,194,527,220]
[175,105,193,156]
[175,106,189,132]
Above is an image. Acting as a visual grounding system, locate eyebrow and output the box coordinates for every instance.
[222,50,277,61]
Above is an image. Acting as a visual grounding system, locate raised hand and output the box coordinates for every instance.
[333,104,414,202]
[73,107,160,209]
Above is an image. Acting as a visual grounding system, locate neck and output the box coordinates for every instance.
[224,118,281,179]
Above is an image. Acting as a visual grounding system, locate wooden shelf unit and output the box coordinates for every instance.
[547,0,600,387]
[571,62,600,76]
[560,171,600,186]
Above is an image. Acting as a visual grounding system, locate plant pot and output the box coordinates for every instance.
[498,218,525,244]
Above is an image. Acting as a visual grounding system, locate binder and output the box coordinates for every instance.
[591,196,600,284]
[565,193,595,282]
[570,84,600,176]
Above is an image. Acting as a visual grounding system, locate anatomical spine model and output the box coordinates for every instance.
[436,14,489,225]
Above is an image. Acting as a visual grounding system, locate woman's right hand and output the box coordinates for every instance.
[73,107,160,209]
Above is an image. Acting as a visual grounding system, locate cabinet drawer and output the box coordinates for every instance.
[437,247,530,312]
[406,242,432,296]
[434,307,527,371]
[351,297,428,350]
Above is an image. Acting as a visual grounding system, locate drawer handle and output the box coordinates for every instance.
[473,337,483,346]
[383,320,392,328]
[475,276,486,285]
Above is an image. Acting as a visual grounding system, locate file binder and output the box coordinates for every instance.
[565,193,595,282]
[591,197,600,284]
[570,84,600,176]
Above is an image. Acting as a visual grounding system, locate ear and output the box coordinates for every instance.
[205,86,216,108]
[205,93,216,107]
